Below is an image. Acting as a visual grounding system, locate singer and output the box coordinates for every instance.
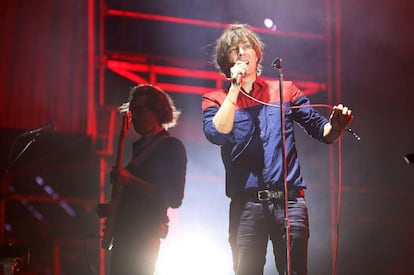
[201,24,353,275]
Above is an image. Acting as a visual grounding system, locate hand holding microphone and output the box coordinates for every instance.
[231,61,249,86]
[236,73,245,86]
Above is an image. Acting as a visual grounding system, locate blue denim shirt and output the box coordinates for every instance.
[202,78,330,197]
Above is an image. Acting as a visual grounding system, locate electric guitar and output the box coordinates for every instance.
[101,111,131,250]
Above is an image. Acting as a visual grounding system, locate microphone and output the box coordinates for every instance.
[236,73,244,86]
[272,57,283,69]
[21,122,56,137]
[235,61,249,85]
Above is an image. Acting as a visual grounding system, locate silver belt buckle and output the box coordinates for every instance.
[258,190,272,201]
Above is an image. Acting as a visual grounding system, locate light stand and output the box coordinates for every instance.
[272,57,291,275]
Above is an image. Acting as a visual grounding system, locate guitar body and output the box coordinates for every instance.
[101,185,122,250]
[101,112,130,250]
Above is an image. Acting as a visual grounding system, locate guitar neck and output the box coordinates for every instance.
[115,112,130,169]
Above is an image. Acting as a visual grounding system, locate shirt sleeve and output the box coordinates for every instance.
[290,83,330,143]
[202,93,235,146]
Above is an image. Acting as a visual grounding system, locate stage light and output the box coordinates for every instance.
[155,230,232,275]
[264,18,277,31]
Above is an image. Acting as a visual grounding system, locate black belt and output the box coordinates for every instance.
[233,189,305,203]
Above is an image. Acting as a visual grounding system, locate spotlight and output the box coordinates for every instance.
[264,18,277,31]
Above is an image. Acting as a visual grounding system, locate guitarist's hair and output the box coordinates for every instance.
[119,84,181,129]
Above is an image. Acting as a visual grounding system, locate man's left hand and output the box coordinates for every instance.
[329,104,353,132]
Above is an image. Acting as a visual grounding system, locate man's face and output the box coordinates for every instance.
[129,94,160,136]
[227,40,258,77]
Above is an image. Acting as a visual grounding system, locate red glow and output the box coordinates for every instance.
[87,0,97,140]
[107,60,226,94]
[107,60,325,96]
[99,157,107,275]
[106,9,325,40]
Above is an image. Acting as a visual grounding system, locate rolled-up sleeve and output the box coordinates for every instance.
[292,93,329,143]
[202,93,235,146]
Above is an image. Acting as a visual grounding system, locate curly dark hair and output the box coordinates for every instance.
[215,23,264,78]
[121,84,181,129]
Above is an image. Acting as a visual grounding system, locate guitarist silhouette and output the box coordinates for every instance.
[97,84,187,275]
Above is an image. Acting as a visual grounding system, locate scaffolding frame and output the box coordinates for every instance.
[92,1,342,274]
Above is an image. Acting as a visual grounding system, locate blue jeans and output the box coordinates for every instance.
[229,197,309,275]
